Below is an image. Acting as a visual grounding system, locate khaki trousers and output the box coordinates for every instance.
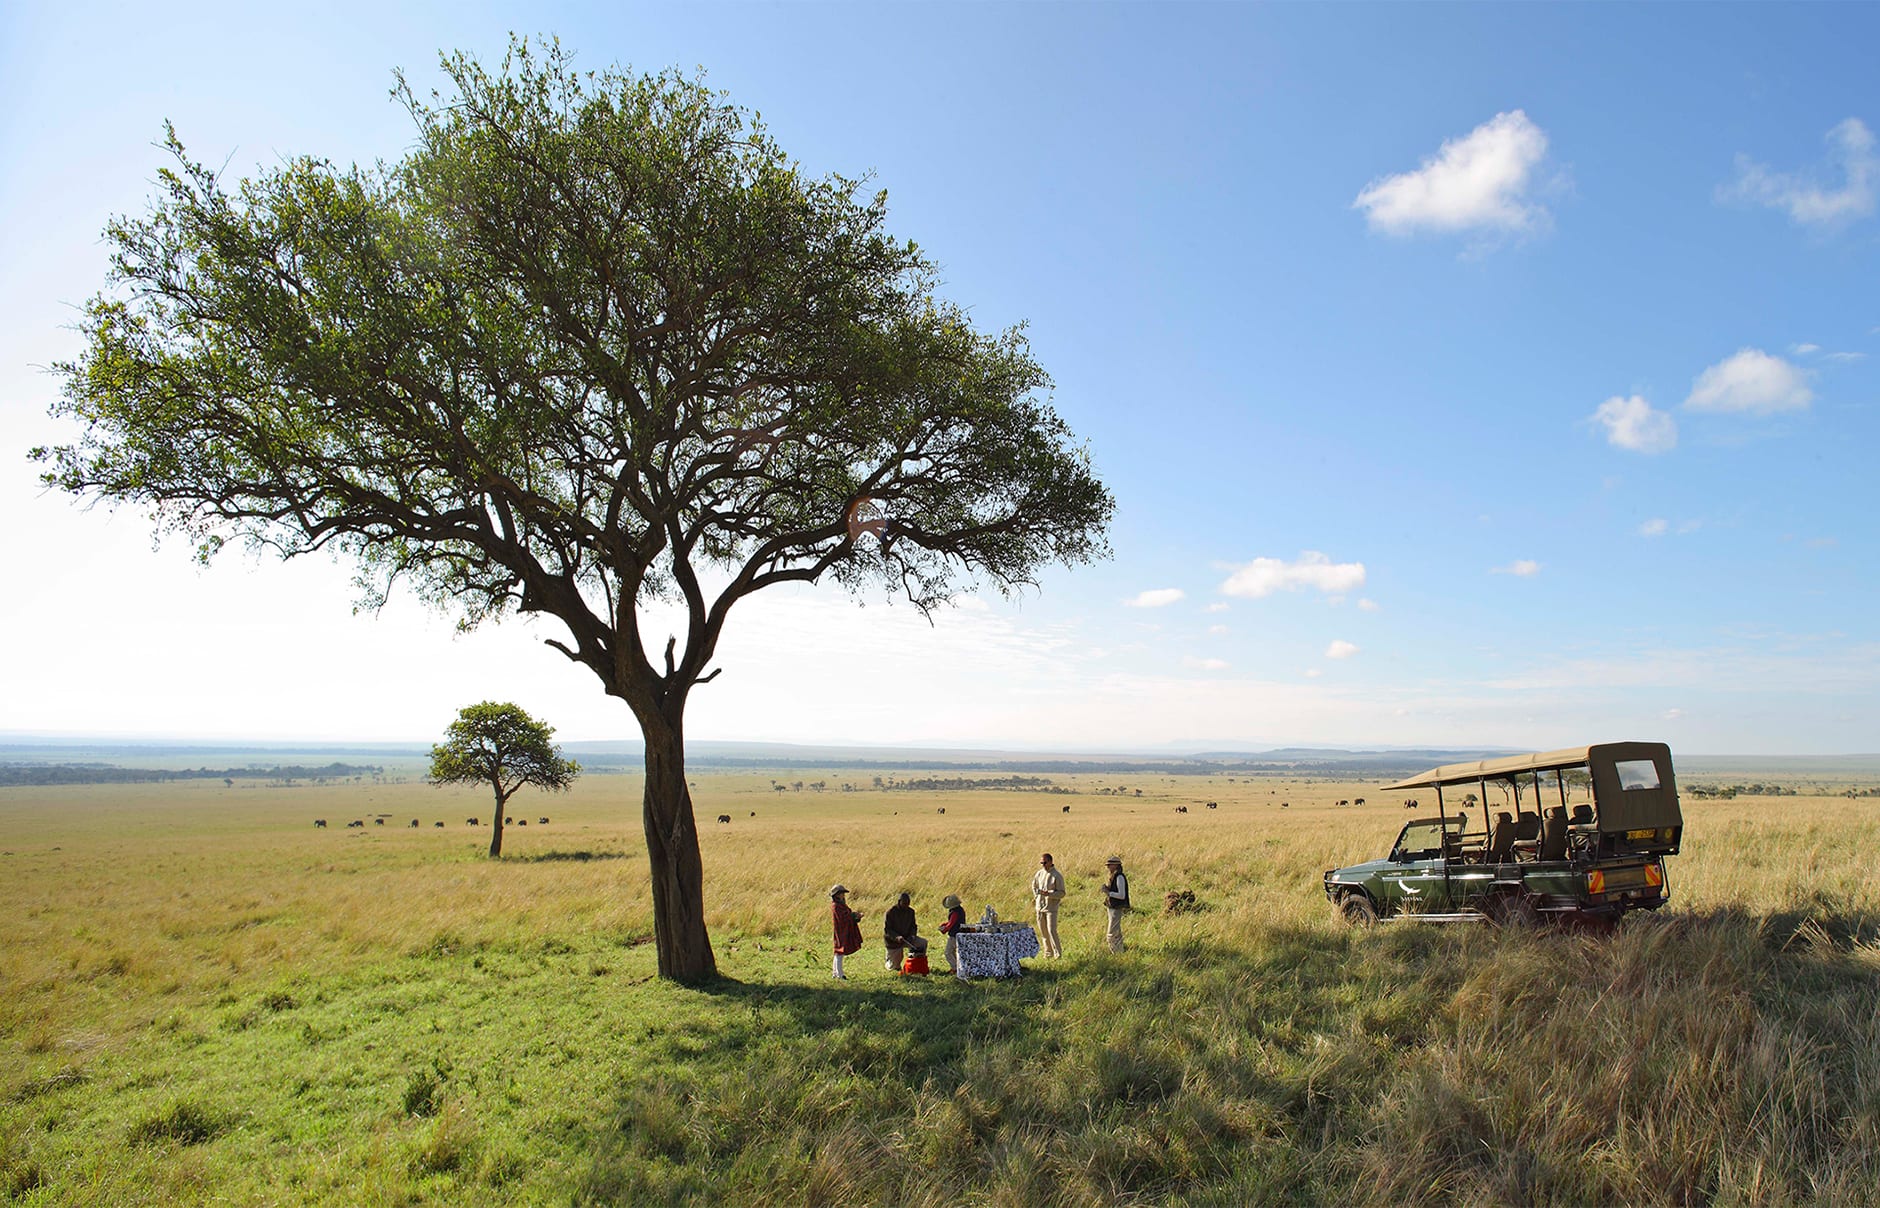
[1035,905,1061,957]
[943,932,958,971]
[1106,906,1126,952]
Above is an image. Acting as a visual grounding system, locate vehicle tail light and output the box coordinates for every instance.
[1586,870,1605,894]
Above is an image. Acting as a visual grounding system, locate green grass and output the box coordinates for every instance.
[3,773,1880,1203]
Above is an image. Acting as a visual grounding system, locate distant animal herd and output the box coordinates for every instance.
[315,816,550,829]
[312,790,1396,834]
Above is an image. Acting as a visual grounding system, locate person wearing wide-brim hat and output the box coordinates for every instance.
[1099,857,1130,952]
[830,884,864,980]
[938,893,967,974]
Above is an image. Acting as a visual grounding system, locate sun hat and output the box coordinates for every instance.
[830,884,849,897]
[943,893,961,908]
[1105,856,1122,866]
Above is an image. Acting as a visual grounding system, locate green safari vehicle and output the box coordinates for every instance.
[1324,741,1682,925]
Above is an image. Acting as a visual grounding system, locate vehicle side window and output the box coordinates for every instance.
[1614,759,1660,790]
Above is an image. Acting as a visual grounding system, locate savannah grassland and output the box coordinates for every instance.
[4,766,1880,1206]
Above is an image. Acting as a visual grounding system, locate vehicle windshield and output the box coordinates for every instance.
[1393,816,1465,861]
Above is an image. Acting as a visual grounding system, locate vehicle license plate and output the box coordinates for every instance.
[1626,828,1657,841]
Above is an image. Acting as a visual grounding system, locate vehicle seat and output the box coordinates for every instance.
[1487,812,1516,861]
[1515,811,1540,841]
[1539,806,1568,860]
[1570,802,1594,827]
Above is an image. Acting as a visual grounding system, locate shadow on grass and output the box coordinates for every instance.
[571,927,1409,1205]
[513,849,631,863]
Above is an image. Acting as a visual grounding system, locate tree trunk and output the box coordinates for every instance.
[641,710,716,981]
[488,782,507,859]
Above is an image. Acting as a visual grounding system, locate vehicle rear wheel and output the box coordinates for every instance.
[1485,890,1539,929]
[1336,892,1378,927]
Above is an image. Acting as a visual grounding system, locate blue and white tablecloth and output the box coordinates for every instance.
[953,926,1040,979]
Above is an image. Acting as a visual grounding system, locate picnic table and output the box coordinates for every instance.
[953,924,1039,979]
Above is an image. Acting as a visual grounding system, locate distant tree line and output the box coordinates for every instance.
[0,762,383,787]
[1685,782,1802,799]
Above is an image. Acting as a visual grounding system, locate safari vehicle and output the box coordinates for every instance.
[1324,741,1682,926]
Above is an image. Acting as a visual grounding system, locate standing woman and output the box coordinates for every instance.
[830,885,864,980]
[1100,857,1130,952]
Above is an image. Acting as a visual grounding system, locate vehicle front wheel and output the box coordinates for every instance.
[1336,892,1378,927]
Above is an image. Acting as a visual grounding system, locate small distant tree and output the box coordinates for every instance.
[429,702,580,858]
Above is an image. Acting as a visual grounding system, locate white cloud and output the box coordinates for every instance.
[1678,519,1703,535]
[1685,348,1814,414]
[1663,708,1685,721]
[1638,518,1669,537]
[1826,351,1867,363]
[1183,656,1229,671]
[1303,668,1323,679]
[1357,598,1380,612]
[1722,117,1877,228]
[1125,588,1186,609]
[1207,624,1230,636]
[1220,551,1367,599]
[1325,639,1360,660]
[1353,110,1551,237]
[1204,603,1229,614]
[1791,342,1822,355]
[1591,394,1678,453]
[1493,560,1542,577]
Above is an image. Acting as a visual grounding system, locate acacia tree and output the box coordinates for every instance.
[429,701,580,858]
[36,41,1113,982]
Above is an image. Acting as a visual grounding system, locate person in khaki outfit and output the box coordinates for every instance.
[1030,852,1066,957]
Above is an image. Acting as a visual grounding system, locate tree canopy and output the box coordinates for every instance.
[429,701,579,859]
[37,39,1114,980]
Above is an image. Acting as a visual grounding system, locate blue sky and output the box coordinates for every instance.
[2,2,1875,753]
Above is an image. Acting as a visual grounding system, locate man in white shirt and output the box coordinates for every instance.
[1101,856,1129,952]
[1030,852,1066,958]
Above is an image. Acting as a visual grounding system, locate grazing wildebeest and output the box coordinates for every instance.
[1404,798,1418,809]
[504,816,512,825]
[1206,802,1218,809]
[347,819,364,828]
[313,819,327,828]
[516,819,527,826]
[717,815,731,824]
[937,808,945,814]
[1337,799,1349,807]
[467,818,479,826]
[1176,805,1188,814]
[374,818,384,826]
[1354,798,1366,806]
[539,817,550,825]
[434,821,445,828]
[1062,805,1071,813]
[1281,802,1290,808]
[748,812,755,817]
[410,819,420,827]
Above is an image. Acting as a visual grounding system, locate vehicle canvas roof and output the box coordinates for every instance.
[1380,742,1672,792]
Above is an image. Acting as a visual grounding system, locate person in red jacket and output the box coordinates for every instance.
[938,893,967,973]
[830,884,864,980]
